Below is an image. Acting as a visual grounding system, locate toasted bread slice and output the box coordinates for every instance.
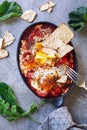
[43,39,63,50]
[58,44,73,58]
[42,38,73,58]
[42,23,74,46]
[55,23,74,44]
[42,47,57,56]
[0,49,8,59]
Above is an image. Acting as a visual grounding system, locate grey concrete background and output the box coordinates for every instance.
[0,0,87,130]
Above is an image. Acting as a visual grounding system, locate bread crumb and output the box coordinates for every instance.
[47,7,53,13]
[39,1,56,13]
[39,3,49,11]
[21,9,37,23]
[0,49,9,59]
[3,31,15,47]
[0,38,4,49]
[48,1,56,8]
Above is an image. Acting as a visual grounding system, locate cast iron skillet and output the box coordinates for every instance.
[17,21,78,108]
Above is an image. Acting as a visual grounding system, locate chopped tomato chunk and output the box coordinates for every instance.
[29,32,42,44]
[23,52,34,63]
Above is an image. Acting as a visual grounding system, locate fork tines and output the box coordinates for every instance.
[66,67,83,85]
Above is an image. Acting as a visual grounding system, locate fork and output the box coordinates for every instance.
[66,66,87,90]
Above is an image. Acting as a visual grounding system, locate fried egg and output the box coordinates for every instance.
[34,42,58,66]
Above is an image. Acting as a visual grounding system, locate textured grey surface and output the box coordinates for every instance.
[0,0,87,130]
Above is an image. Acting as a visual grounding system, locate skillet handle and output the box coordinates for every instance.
[46,97,64,108]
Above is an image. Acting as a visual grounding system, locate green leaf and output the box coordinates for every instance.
[68,21,85,27]
[0,0,10,15]
[0,0,23,21]
[83,14,87,21]
[68,7,87,31]
[0,100,10,116]
[71,25,84,31]
[16,105,25,114]
[0,82,24,114]
[68,17,82,22]
[76,7,87,15]
[68,20,85,31]
[11,105,17,114]
[69,11,83,21]
[0,100,5,112]
[4,103,9,110]
[0,82,18,106]
[29,103,38,113]
[8,116,20,121]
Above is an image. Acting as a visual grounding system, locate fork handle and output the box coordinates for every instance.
[79,81,87,90]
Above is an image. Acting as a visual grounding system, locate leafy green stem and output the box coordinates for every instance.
[22,99,45,117]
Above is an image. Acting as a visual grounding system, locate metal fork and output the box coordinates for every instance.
[66,67,87,90]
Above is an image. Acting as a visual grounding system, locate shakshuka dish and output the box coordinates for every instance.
[18,22,76,98]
